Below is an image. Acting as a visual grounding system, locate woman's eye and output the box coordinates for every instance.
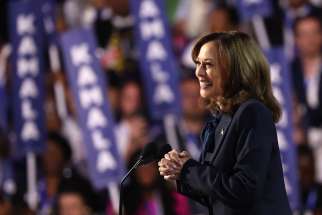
[205,63,213,68]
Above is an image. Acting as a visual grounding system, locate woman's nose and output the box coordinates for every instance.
[195,65,205,78]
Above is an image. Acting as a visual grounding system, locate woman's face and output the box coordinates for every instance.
[120,82,141,118]
[195,42,223,99]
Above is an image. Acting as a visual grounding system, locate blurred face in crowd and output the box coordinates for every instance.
[180,79,206,119]
[295,17,322,57]
[120,82,142,118]
[195,42,223,99]
[58,193,90,215]
[43,140,65,176]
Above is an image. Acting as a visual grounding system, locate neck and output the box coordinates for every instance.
[301,54,321,77]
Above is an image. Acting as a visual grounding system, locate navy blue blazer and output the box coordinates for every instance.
[177,99,292,215]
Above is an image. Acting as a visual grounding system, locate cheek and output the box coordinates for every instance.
[207,70,220,86]
[212,75,224,96]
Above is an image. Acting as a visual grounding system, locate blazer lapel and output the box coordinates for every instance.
[212,113,232,159]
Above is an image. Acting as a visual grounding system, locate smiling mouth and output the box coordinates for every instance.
[199,82,213,89]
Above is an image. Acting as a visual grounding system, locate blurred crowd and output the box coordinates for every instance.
[0,0,322,214]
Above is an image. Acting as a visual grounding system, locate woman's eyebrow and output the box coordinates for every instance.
[203,58,214,62]
[196,57,214,62]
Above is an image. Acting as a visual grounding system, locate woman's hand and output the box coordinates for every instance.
[158,150,191,181]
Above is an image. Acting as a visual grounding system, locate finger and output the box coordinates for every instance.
[159,158,169,166]
[159,169,175,176]
[159,165,181,176]
[179,151,190,158]
[169,158,182,168]
[169,153,180,164]
[164,175,176,181]
[170,149,178,153]
[159,166,176,175]
[164,153,171,160]
[168,151,182,165]
[165,159,181,170]
[167,149,178,158]
[169,149,179,156]
[158,165,171,173]
[160,158,173,167]
[165,154,181,169]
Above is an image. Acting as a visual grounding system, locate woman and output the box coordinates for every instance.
[158,32,292,215]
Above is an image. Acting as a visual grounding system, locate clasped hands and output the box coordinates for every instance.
[158,149,191,181]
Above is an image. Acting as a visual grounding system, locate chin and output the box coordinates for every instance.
[200,90,212,99]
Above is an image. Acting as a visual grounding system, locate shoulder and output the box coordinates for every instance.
[234,99,272,118]
[233,99,274,129]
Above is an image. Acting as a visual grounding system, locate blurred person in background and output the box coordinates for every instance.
[298,144,322,215]
[115,79,150,162]
[60,83,88,176]
[80,0,135,75]
[208,3,240,33]
[180,2,240,70]
[284,0,322,18]
[82,0,113,48]
[37,131,81,214]
[124,149,190,215]
[291,14,322,182]
[260,0,322,59]
[172,0,214,58]
[117,80,143,121]
[173,0,213,39]
[283,0,322,58]
[55,177,96,215]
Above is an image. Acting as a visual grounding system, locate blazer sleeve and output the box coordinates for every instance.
[177,102,276,209]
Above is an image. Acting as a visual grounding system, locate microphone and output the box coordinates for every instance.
[119,143,172,215]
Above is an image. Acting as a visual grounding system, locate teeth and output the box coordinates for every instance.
[199,82,212,89]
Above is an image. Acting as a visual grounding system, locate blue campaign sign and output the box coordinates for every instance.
[265,48,300,210]
[129,0,181,120]
[236,0,272,21]
[37,0,57,44]
[60,28,124,188]
[8,0,46,155]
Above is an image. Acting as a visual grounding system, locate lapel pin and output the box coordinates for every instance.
[220,128,224,136]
